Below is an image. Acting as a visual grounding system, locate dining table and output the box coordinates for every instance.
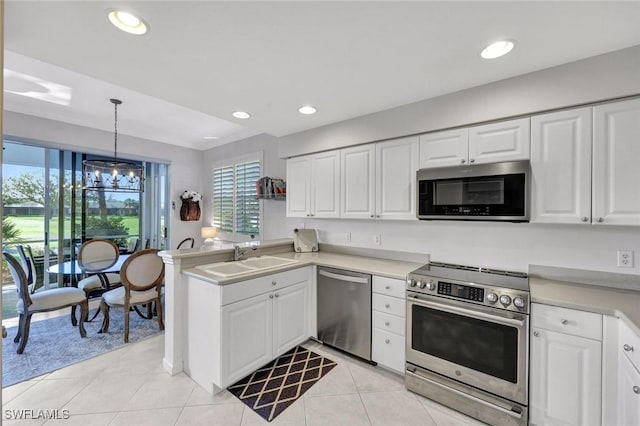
[47,254,131,276]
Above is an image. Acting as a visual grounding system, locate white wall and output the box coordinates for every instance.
[3,111,204,247]
[204,46,640,277]
[202,133,298,243]
[279,44,640,158]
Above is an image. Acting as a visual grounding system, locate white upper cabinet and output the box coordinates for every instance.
[531,107,592,224]
[419,118,530,169]
[339,137,419,220]
[286,156,311,217]
[375,137,419,220]
[468,117,530,165]
[341,145,376,219]
[418,128,469,168]
[286,150,340,218]
[592,98,640,226]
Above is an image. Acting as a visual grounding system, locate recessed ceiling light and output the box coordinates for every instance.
[108,10,148,35]
[203,136,219,140]
[481,40,515,59]
[232,111,251,119]
[298,105,317,115]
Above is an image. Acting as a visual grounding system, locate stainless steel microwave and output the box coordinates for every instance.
[417,160,530,222]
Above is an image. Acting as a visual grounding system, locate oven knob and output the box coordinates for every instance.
[513,297,526,308]
[425,280,435,291]
[417,280,426,289]
[499,295,512,306]
[407,278,416,287]
[486,292,498,303]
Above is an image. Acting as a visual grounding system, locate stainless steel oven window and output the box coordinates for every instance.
[410,302,518,382]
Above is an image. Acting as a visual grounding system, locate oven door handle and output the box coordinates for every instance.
[409,294,526,328]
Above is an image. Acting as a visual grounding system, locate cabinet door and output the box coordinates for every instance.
[221,293,273,386]
[311,151,340,218]
[618,353,640,426]
[419,128,469,168]
[372,328,405,373]
[531,108,592,224]
[272,281,310,357]
[375,136,419,220]
[469,118,530,165]
[341,145,376,219]
[593,98,640,226]
[286,156,311,217]
[530,327,602,426]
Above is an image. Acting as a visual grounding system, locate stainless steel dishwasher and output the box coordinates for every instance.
[317,267,372,361]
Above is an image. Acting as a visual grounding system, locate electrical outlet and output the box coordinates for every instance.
[346,233,351,243]
[374,234,381,245]
[617,250,633,268]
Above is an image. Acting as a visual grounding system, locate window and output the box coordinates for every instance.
[212,156,261,236]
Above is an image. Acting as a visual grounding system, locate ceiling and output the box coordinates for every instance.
[4,1,640,151]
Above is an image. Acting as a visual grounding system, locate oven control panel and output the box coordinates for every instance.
[438,281,484,302]
[406,274,530,313]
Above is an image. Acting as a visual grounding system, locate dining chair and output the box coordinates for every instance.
[77,239,123,320]
[3,252,88,354]
[99,248,165,342]
[176,237,195,249]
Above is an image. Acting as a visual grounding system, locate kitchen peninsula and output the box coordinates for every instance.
[158,240,426,393]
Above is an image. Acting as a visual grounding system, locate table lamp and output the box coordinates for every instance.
[201,227,218,246]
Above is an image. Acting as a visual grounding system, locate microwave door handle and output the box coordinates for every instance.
[409,295,526,328]
[318,269,369,284]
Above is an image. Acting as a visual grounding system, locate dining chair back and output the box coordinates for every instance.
[16,245,37,291]
[176,237,195,249]
[99,249,165,342]
[77,240,123,321]
[3,252,88,354]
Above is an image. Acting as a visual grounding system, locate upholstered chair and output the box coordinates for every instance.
[3,252,88,354]
[99,249,165,342]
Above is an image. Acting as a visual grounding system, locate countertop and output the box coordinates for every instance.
[183,250,425,285]
[529,265,640,335]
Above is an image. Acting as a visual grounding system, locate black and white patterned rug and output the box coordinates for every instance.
[227,346,337,422]
[2,308,163,387]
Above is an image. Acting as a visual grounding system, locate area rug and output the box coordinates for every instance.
[2,308,163,387]
[227,345,337,422]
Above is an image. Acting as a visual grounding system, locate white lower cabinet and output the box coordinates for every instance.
[618,352,640,425]
[371,276,406,373]
[186,267,314,393]
[530,303,602,426]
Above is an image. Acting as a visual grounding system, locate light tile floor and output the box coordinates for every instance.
[2,335,486,425]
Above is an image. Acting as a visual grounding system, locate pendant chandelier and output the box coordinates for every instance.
[83,98,144,192]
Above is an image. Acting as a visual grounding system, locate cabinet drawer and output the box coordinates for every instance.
[373,276,406,299]
[373,311,405,336]
[221,267,310,305]
[372,328,405,373]
[372,293,406,318]
[620,319,640,371]
[531,303,602,341]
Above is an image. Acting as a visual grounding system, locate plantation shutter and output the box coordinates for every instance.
[212,160,260,235]
[235,161,261,235]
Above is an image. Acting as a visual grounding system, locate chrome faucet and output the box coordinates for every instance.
[233,243,258,261]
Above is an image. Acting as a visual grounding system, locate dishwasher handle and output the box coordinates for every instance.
[318,269,369,284]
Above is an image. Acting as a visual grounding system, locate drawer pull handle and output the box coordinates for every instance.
[533,331,540,337]
[624,344,634,352]
[560,319,569,325]
[385,303,391,308]
[385,285,391,290]
[385,339,390,344]
[272,281,277,286]
[634,386,640,394]
[384,321,390,326]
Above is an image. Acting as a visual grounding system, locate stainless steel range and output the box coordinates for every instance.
[405,262,529,426]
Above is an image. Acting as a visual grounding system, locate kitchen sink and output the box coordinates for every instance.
[196,256,298,278]
[241,256,298,269]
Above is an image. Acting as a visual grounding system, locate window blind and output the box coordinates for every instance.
[212,160,260,235]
